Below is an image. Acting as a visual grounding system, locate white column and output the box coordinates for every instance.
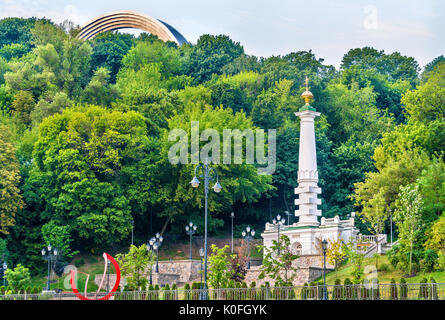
[294,110,322,227]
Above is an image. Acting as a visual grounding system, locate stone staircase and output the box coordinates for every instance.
[355,234,397,257]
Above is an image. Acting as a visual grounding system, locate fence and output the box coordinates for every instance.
[0,283,444,300]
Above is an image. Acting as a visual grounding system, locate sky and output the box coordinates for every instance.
[0,0,443,69]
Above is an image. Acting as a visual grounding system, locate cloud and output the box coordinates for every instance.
[0,1,92,26]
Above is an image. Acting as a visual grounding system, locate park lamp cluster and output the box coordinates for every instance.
[190,176,222,193]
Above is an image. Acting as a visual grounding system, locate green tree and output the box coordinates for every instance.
[90,31,135,82]
[356,191,389,269]
[343,241,365,282]
[4,264,31,292]
[421,56,445,82]
[184,34,244,83]
[0,125,24,234]
[30,91,72,125]
[425,214,445,263]
[158,95,273,233]
[121,40,182,77]
[0,17,42,52]
[394,184,424,275]
[41,221,78,261]
[82,67,118,106]
[116,244,154,291]
[402,62,445,123]
[207,244,234,289]
[12,90,35,126]
[341,47,419,84]
[258,235,298,287]
[30,105,159,249]
[326,239,346,278]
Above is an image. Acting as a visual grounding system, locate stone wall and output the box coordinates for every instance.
[94,256,331,289]
[152,260,202,283]
[244,255,333,287]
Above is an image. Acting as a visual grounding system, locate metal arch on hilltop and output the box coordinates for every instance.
[77,10,188,45]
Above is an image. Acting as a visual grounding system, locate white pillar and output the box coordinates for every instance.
[294,109,322,227]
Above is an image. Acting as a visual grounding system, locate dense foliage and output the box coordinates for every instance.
[0,17,442,278]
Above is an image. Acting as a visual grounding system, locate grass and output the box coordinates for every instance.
[319,255,445,284]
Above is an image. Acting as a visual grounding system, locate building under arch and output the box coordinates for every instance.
[77,11,188,45]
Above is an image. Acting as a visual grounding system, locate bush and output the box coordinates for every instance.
[418,278,429,299]
[317,281,324,300]
[163,284,171,300]
[371,279,380,300]
[184,283,191,300]
[4,264,31,292]
[300,283,308,300]
[390,278,398,300]
[430,278,438,300]
[171,283,178,300]
[360,279,371,300]
[399,278,408,299]
[379,263,390,272]
[387,245,400,268]
[420,250,438,272]
[332,279,342,300]
[154,284,160,300]
[343,278,352,299]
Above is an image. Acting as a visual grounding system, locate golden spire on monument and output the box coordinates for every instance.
[301,76,314,106]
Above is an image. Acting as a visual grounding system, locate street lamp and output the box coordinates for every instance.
[2,262,7,287]
[146,237,158,285]
[389,209,393,246]
[41,244,58,291]
[271,215,286,254]
[199,248,204,291]
[322,239,328,300]
[242,226,255,269]
[150,233,163,273]
[230,212,235,254]
[190,160,222,300]
[185,222,197,260]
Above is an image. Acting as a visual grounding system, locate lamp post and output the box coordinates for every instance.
[151,233,163,273]
[41,244,58,291]
[322,239,328,300]
[146,237,158,285]
[285,210,291,226]
[190,160,222,300]
[185,222,197,260]
[271,215,286,254]
[199,248,204,291]
[2,262,7,287]
[389,209,393,246]
[230,212,235,254]
[242,226,255,269]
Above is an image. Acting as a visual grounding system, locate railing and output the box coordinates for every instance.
[0,283,443,300]
[356,234,387,244]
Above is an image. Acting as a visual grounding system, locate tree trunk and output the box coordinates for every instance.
[160,216,171,236]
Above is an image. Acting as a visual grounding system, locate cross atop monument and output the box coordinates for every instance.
[305,76,309,91]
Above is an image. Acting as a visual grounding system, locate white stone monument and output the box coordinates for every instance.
[262,78,359,257]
